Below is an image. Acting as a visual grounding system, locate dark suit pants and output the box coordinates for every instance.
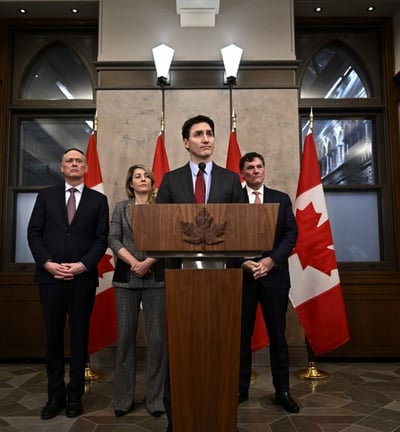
[39,280,96,403]
[240,276,290,394]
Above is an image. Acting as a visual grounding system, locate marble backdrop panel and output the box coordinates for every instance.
[97,88,300,210]
[97,88,304,346]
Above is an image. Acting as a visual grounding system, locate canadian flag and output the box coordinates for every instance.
[226,127,269,351]
[152,131,170,188]
[289,126,350,355]
[84,132,118,355]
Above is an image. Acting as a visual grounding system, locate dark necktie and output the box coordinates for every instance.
[67,188,77,224]
[195,169,205,203]
[253,191,261,204]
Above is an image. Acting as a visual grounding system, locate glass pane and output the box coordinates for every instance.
[301,118,374,185]
[19,118,93,186]
[326,191,380,262]
[21,43,93,100]
[301,45,369,99]
[15,192,37,263]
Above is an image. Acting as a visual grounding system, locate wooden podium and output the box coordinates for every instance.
[132,203,278,432]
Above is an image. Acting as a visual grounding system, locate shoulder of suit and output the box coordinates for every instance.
[264,186,289,198]
[212,162,235,175]
[165,163,191,175]
[114,199,131,209]
[40,184,63,195]
[83,186,107,199]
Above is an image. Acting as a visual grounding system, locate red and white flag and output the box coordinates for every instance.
[289,126,350,355]
[84,132,118,355]
[152,131,170,188]
[226,127,269,351]
[226,129,244,183]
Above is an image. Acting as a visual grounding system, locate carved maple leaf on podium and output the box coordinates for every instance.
[180,207,227,246]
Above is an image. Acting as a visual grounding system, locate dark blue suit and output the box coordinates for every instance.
[28,184,109,403]
[238,185,298,396]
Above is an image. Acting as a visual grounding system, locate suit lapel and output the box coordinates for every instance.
[57,186,70,225]
[181,163,196,203]
[70,185,87,223]
[124,200,133,230]
[263,185,268,203]
[208,162,222,203]
[242,186,250,203]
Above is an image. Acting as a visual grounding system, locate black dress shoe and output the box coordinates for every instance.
[238,390,249,404]
[66,400,83,417]
[150,410,165,417]
[273,391,300,413]
[41,400,66,419]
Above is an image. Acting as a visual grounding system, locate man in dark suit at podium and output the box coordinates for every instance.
[156,114,244,431]
[237,151,300,413]
[156,114,243,204]
[28,148,109,420]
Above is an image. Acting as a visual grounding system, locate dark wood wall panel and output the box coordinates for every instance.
[97,61,298,90]
[321,274,400,358]
[0,275,71,359]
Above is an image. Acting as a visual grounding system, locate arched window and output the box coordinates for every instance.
[301,43,370,99]
[4,27,97,268]
[20,42,93,100]
[296,25,393,269]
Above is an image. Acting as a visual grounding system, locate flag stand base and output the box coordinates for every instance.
[85,363,103,382]
[295,361,329,380]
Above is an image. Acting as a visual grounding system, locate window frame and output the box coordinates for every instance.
[1,24,97,272]
[296,19,396,272]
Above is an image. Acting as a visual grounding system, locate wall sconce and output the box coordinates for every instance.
[220,44,243,86]
[152,44,175,86]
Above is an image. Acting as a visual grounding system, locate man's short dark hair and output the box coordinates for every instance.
[182,115,215,140]
[239,152,265,171]
[63,147,85,156]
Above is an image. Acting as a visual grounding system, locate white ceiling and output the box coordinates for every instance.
[0,0,399,19]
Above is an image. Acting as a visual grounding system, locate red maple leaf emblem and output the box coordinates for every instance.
[293,202,336,275]
[97,253,114,278]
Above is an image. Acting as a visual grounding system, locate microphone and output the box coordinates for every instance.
[198,162,206,173]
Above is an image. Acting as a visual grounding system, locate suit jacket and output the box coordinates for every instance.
[27,184,109,286]
[108,199,164,287]
[239,185,298,289]
[156,162,244,204]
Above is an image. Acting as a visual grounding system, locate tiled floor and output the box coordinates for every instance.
[1,347,400,431]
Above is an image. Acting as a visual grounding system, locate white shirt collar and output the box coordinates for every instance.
[65,182,84,193]
[189,160,212,176]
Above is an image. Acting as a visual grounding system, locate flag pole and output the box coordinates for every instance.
[85,110,103,383]
[294,108,329,382]
[160,110,165,133]
[295,337,329,380]
[229,84,233,129]
[231,108,257,384]
[231,108,236,131]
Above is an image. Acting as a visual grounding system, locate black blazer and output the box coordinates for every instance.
[239,185,298,289]
[27,184,109,286]
[156,162,244,204]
